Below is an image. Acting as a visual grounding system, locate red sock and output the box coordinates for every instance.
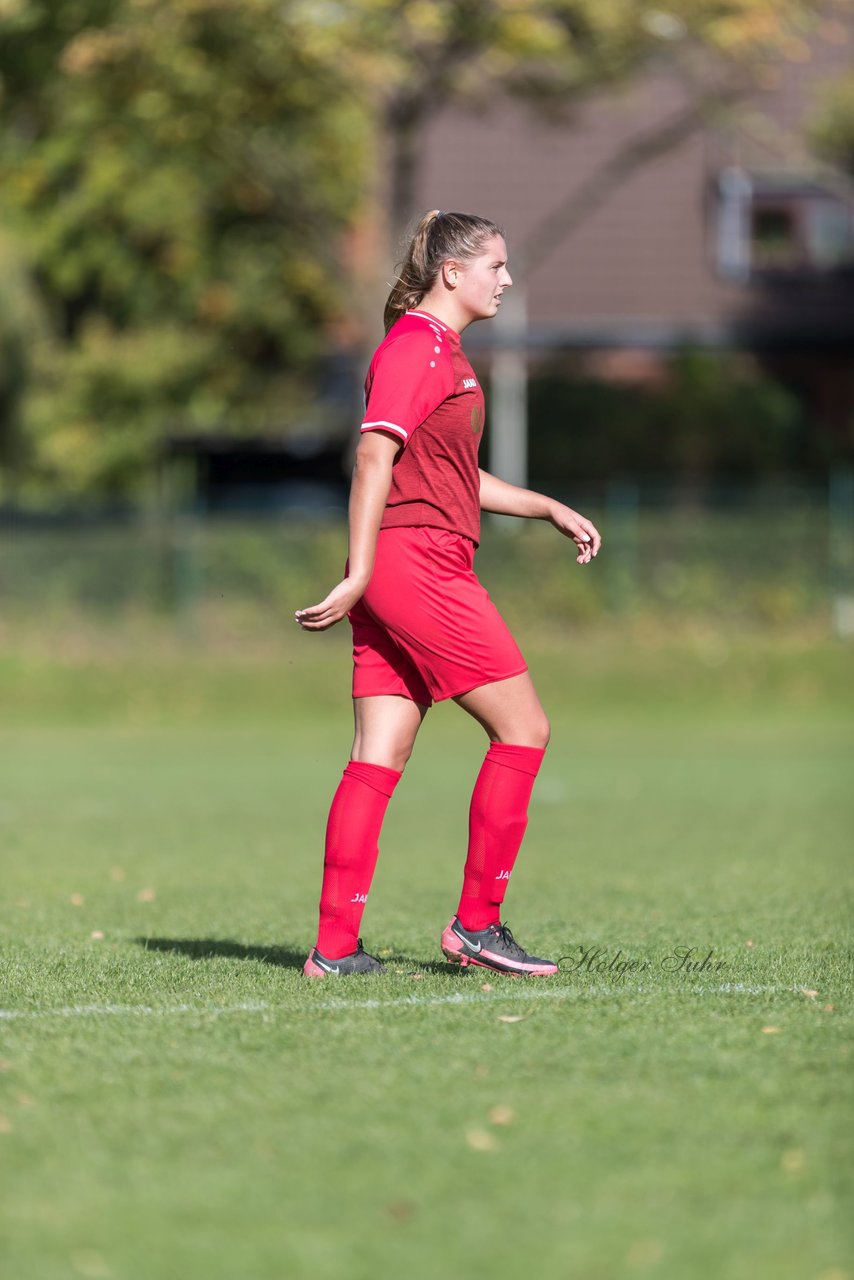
[315,760,402,959]
[455,742,546,933]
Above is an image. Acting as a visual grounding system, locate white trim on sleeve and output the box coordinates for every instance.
[360,420,408,440]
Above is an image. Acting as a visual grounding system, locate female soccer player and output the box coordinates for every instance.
[296,210,601,978]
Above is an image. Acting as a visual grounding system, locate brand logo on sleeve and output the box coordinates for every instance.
[463,377,477,389]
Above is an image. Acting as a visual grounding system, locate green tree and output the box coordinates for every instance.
[808,68,854,176]
[0,0,831,500]
[0,229,50,485]
[0,0,370,498]
[351,0,826,236]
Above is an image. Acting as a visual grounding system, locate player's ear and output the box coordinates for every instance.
[441,258,463,289]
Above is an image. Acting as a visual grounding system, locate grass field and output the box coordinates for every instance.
[1,617,852,1280]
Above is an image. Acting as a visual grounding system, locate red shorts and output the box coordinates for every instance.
[347,526,528,707]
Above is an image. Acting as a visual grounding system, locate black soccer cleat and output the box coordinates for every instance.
[303,938,386,978]
[441,917,558,976]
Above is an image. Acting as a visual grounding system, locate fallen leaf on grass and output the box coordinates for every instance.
[466,1127,497,1152]
[488,1105,515,1126]
[481,983,493,992]
[824,1004,835,1013]
[745,939,754,948]
[799,989,819,998]
[497,1014,530,1023]
[0,1115,12,1133]
[386,1199,416,1222]
[70,894,84,907]
[136,888,156,903]
[781,1148,805,1174]
[90,931,105,941]
[761,1026,781,1034]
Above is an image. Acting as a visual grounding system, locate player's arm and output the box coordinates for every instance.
[478,467,601,564]
[295,432,399,631]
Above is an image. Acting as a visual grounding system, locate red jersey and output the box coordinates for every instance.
[359,309,486,545]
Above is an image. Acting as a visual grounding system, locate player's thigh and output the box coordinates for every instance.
[453,671,550,748]
[351,695,429,772]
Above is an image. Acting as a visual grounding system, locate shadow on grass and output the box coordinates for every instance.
[135,936,306,969]
[135,937,461,977]
[391,957,463,976]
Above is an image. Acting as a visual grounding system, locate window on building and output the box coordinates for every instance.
[751,205,800,269]
[716,167,854,281]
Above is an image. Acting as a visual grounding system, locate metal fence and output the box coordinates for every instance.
[1,473,852,636]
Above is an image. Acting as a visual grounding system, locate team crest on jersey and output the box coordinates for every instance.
[463,377,477,389]
[470,405,484,435]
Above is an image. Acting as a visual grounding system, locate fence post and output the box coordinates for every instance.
[604,478,639,614]
[171,509,204,621]
[829,463,854,638]
[488,285,528,535]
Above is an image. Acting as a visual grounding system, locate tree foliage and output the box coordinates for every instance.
[0,0,370,497]
[808,69,854,176]
[527,348,806,488]
[0,0,832,499]
[351,0,826,231]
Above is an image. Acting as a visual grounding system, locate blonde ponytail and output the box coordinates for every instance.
[383,209,503,334]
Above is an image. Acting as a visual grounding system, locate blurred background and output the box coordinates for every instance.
[0,0,853,647]
[3,15,852,1278]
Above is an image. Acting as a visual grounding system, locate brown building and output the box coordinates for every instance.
[406,18,854,473]
[169,18,854,510]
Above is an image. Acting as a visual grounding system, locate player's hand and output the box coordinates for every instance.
[294,577,366,631]
[547,502,602,564]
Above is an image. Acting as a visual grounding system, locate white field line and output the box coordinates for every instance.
[0,983,810,1022]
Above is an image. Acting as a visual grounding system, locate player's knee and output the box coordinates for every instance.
[531,715,551,750]
[519,713,550,750]
[351,743,412,773]
[390,744,414,772]
[495,715,550,749]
